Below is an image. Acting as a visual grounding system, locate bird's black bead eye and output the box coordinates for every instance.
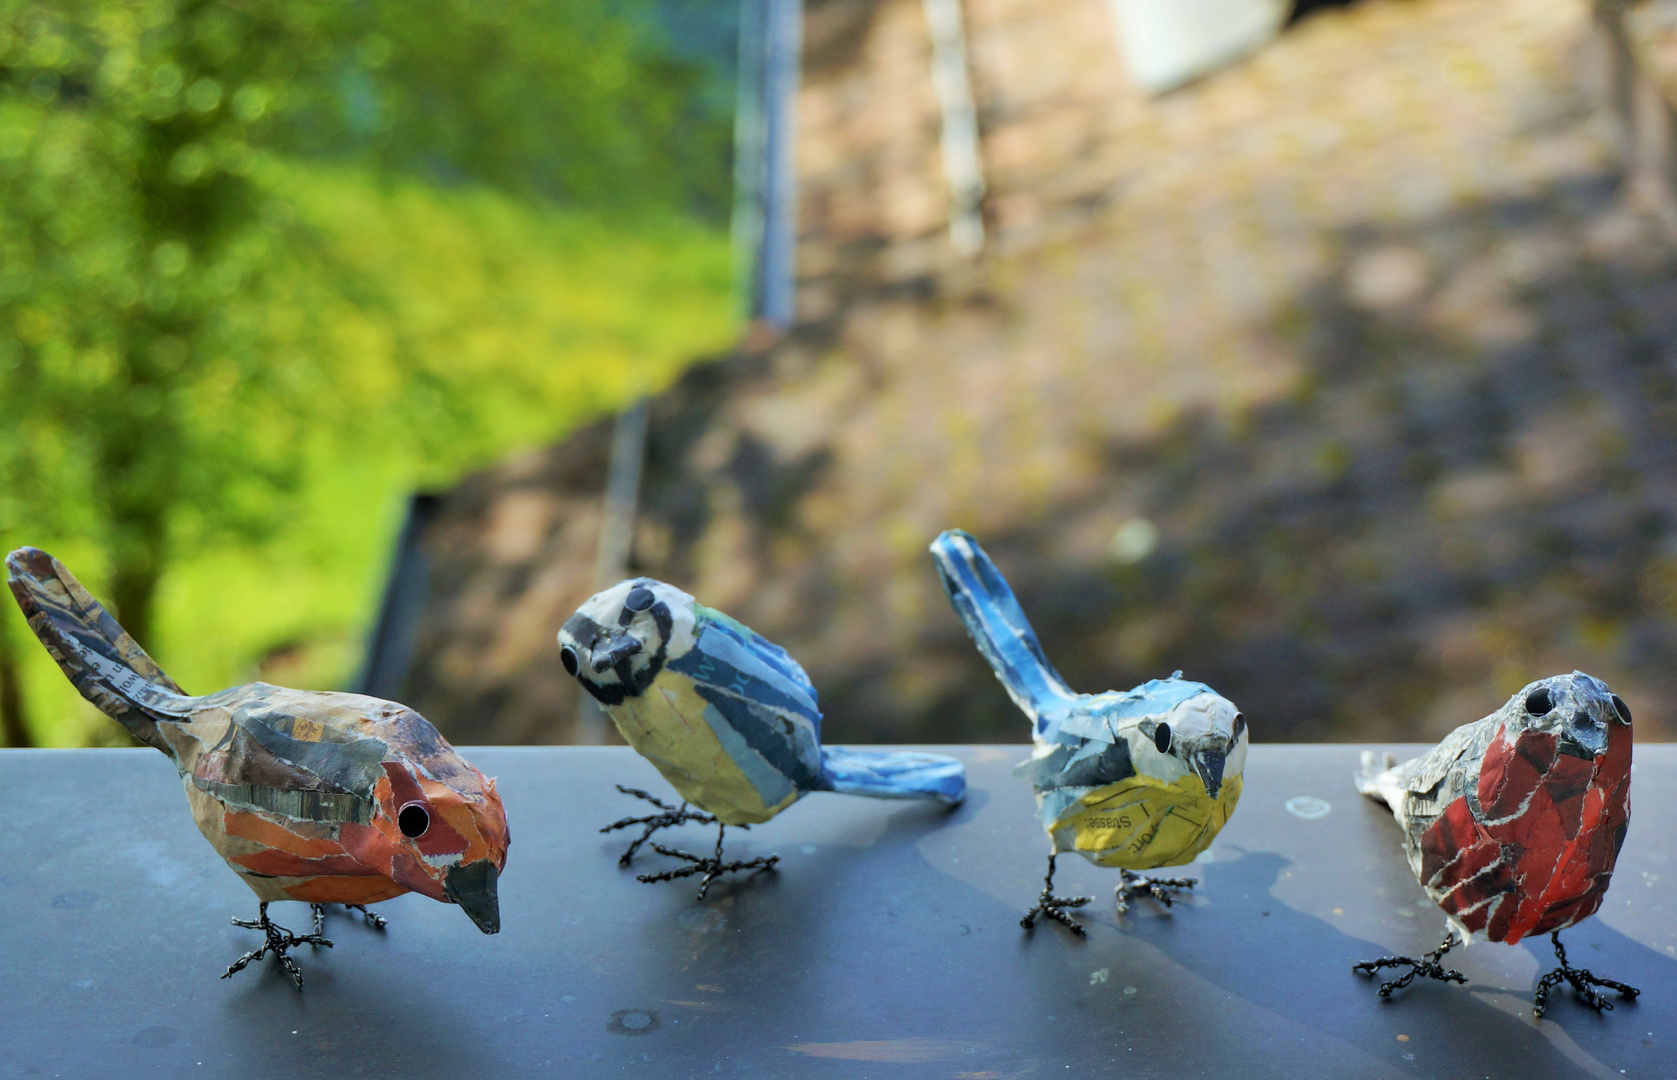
[1525,688,1553,716]
[1232,713,1246,739]
[1154,722,1173,754]
[398,804,430,839]
[1612,694,1632,725]
[624,586,655,613]
[561,645,579,677]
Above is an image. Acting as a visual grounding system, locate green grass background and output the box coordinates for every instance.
[9,161,735,745]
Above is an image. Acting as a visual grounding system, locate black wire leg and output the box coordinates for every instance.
[311,903,388,931]
[222,902,333,991]
[1353,930,1467,999]
[1115,869,1198,915]
[636,821,779,900]
[1021,853,1092,939]
[600,785,718,867]
[1533,931,1640,1018]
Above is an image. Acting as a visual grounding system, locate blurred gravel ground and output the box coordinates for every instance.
[406,0,1677,745]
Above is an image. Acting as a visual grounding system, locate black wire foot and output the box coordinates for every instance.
[223,902,333,991]
[635,822,779,900]
[1353,930,1466,999]
[1021,853,1091,939]
[1115,869,1198,914]
[600,785,718,866]
[311,903,388,931]
[1534,931,1639,1018]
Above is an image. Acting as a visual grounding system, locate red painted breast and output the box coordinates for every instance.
[1418,723,1631,943]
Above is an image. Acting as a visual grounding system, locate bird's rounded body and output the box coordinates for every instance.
[1050,770,1242,869]
[1016,675,1249,870]
[604,657,807,826]
[162,683,508,906]
[1358,671,1631,945]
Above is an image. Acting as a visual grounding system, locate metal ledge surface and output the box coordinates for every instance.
[2,745,1672,1079]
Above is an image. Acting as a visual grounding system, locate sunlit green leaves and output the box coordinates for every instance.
[0,0,736,743]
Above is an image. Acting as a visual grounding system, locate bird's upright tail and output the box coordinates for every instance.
[1354,750,1400,810]
[929,529,1076,735]
[5,547,196,753]
[818,746,966,804]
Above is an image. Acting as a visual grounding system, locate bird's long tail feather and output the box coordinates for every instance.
[929,529,1076,734]
[5,547,195,753]
[819,746,966,804]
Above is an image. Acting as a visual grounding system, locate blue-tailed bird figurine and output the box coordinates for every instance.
[930,529,1248,936]
[558,578,966,897]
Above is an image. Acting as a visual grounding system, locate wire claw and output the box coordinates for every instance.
[633,821,778,899]
[600,785,718,866]
[1353,930,1467,999]
[1533,931,1639,1018]
[1114,869,1198,914]
[311,902,388,932]
[1021,853,1091,938]
[223,902,332,991]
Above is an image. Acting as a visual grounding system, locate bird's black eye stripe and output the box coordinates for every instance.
[398,803,430,839]
[1612,694,1632,725]
[1525,687,1553,716]
[623,585,655,615]
[1232,713,1246,739]
[1154,722,1173,754]
[561,645,579,677]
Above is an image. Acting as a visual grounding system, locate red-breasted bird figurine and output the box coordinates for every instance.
[7,548,510,989]
[1353,671,1636,1017]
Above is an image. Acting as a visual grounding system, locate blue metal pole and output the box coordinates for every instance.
[733,0,801,330]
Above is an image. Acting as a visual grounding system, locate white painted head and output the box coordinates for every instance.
[557,578,698,706]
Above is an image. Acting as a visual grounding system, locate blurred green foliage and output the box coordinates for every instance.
[0,0,737,745]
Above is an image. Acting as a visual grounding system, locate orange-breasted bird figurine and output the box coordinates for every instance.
[1353,671,1635,1017]
[7,547,510,990]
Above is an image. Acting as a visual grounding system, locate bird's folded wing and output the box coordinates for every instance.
[1386,720,1493,798]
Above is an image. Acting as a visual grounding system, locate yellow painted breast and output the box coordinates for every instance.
[1049,773,1243,870]
[607,676,797,826]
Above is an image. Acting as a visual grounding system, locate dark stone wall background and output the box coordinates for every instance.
[398,0,1677,746]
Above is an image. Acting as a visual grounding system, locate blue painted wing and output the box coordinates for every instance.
[929,529,1079,739]
[666,606,826,793]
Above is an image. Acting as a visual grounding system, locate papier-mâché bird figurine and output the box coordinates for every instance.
[558,577,966,898]
[1353,672,1637,1017]
[930,529,1247,937]
[7,548,509,989]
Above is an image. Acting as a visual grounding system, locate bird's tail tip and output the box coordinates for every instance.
[820,747,967,805]
[1354,749,1397,798]
[6,547,188,749]
[929,528,974,551]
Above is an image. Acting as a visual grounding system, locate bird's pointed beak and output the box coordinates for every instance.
[443,860,501,935]
[591,631,642,673]
[1192,746,1227,801]
[1559,712,1608,760]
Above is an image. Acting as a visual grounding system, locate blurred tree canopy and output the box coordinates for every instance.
[0,0,738,745]
[290,0,733,216]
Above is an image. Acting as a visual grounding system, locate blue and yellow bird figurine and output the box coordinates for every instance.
[930,529,1248,936]
[558,578,966,897]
